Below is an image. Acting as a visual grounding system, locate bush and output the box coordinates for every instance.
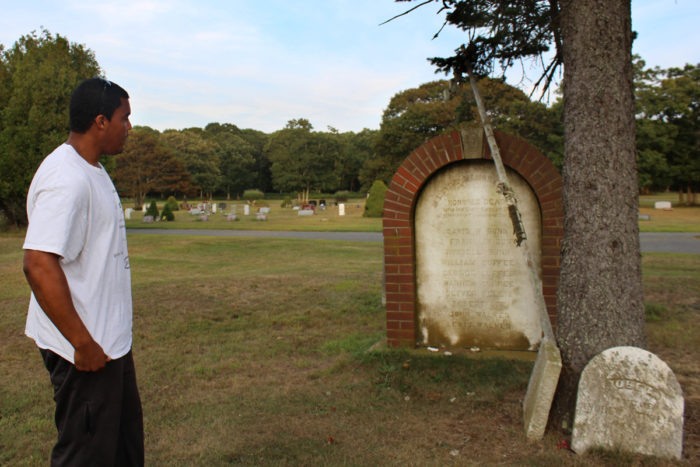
[145,200,159,218]
[335,191,353,203]
[280,196,292,208]
[363,181,387,218]
[160,203,175,221]
[242,189,264,204]
[165,196,179,212]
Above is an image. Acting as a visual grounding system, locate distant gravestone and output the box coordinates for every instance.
[124,208,133,219]
[226,214,237,221]
[654,201,672,210]
[198,214,209,222]
[414,161,543,350]
[260,207,271,214]
[298,209,314,216]
[142,215,154,224]
[190,208,202,215]
[212,203,217,213]
[338,203,345,216]
[243,204,250,215]
[572,346,684,459]
[219,202,227,210]
[256,212,267,221]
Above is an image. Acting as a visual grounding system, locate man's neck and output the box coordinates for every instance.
[66,132,101,167]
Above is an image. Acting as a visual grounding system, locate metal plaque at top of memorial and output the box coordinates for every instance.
[415,161,543,350]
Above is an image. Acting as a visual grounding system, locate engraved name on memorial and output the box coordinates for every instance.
[415,160,542,349]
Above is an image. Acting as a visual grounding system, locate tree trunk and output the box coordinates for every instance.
[553,0,646,428]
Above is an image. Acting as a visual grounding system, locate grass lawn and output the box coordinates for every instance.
[1,231,698,465]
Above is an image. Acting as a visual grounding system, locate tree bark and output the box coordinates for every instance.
[554,0,646,427]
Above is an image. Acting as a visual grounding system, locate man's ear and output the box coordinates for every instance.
[94,114,109,130]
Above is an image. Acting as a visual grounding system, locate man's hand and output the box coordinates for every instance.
[74,339,111,372]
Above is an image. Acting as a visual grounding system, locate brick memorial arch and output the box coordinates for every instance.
[382,127,563,349]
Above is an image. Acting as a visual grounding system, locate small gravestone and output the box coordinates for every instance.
[190,208,202,215]
[198,214,209,222]
[243,204,250,215]
[124,208,133,219]
[142,205,147,212]
[338,203,345,216]
[572,346,684,459]
[654,201,672,210]
[142,215,154,224]
[226,214,237,221]
[256,212,267,221]
[638,213,651,221]
[298,209,314,216]
[260,207,270,214]
[212,203,217,213]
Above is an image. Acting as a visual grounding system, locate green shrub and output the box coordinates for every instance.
[280,196,292,208]
[363,181,387,218]
[145,200,159,218]
[243,189,264,204]
[334,191,352,203]
[160,203,175,221]
[165,196,179,212]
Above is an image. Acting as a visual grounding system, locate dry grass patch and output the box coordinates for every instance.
[1,233,699,465]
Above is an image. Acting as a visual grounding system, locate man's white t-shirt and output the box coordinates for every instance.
[24,143,133,364]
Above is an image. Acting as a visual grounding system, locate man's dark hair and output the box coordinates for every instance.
[69,77,129,133]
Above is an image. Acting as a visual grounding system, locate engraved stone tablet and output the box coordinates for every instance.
[572,346,684,459]
[414,160,542,350]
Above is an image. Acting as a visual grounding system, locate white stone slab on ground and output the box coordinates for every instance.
[523,338,562,440]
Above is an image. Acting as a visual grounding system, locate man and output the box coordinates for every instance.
[23,77,143,466]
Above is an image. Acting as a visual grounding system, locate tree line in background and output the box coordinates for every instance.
[1,29,698,226]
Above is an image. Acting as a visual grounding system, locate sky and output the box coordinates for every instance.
[1,0,698,134]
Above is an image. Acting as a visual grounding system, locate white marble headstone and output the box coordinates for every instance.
[414,161,543,350]
[572,346,684,459]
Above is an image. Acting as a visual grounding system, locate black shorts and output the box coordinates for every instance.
[40,349,144,467]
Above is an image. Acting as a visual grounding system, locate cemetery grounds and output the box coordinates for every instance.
[0,196,698,465]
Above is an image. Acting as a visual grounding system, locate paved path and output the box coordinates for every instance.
[128,229,700,254]
[639,232,700,254]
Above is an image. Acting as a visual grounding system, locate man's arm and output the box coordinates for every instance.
[23,249,109,371]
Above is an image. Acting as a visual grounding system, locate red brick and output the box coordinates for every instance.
[398,166,421,189]
[383,218,409,228]
[400,321,415,330]
[386,292,414,303]
[384,255,412,265]
[387,329,415,340]
[387,311,414,321]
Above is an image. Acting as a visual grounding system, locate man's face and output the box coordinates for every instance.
[102,97,132,155]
